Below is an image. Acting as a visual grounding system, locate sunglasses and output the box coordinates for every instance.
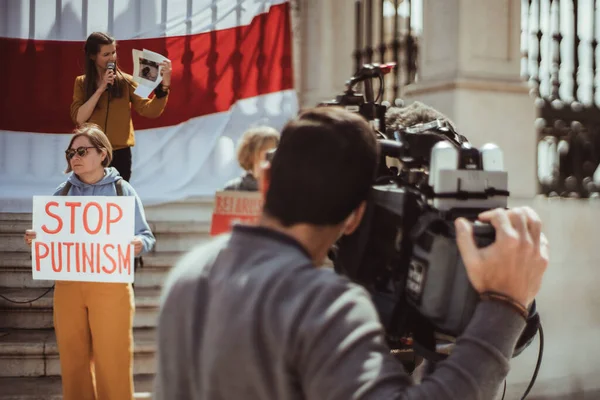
[65,146,96,160]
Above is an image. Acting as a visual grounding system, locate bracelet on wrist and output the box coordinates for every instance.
[154,85,169,99]
[480,291,529,321]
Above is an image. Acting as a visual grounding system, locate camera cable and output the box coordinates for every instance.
[104,88,111,135]
[0,285,55,304]
[501,322,544,400]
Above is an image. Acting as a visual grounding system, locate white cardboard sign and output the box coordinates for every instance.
[132,48,169,98]
[31,196,136,283]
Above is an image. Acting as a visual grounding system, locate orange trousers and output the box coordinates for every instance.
[53,281,135,400]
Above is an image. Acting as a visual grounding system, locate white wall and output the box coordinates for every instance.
[294,0,356,109]
[504,197,600,399]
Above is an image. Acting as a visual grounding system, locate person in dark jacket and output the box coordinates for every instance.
[223,126,279,191]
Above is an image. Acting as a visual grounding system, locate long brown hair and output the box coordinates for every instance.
[65,124,113,173]
[83,32,123,100]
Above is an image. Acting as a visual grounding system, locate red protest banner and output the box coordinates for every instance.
[210,191,263,236]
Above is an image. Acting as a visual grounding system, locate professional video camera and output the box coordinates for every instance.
[319,63,543,396]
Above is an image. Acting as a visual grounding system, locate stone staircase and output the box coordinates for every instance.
[0,198,214,399]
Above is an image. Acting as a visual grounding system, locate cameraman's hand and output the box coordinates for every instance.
[455,207,549,308]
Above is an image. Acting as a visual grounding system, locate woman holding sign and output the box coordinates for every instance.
[70,31,172,182]
[24,124,155,400]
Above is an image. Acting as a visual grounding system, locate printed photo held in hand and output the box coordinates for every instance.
[132,48,170,97]
[140,58,160,82]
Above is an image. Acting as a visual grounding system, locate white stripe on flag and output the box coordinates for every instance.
[2,0,289,40]
[0,90,298,213]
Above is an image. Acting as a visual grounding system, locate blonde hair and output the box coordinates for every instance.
[237,126,280,171]
[65,123,113,173]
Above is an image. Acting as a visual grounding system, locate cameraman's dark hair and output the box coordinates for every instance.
[264,107,379,227]
[386,101,458,131]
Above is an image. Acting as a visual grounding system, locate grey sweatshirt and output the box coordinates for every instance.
[54,167,155,254]
[154,225,526,400]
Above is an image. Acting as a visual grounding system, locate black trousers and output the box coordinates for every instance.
[110,147,132,181]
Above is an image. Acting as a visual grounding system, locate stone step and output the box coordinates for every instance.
[0,233,29,253]
[152,221,212,252]
[0,221,212,253]
[0,217,32,234]
[0,252,185,288]
[0,213,32,222]
[1,267,168,289]
[144,196,214,222]
[0,328,156,378]
[0,287,161,330]
[0,214,212,235]
[0,374,154,399]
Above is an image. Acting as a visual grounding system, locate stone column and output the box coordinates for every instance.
[403,0,537,198]
[295,0,357,109]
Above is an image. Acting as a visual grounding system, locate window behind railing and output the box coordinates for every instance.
[353,0,422,105]
[523,0,600,198]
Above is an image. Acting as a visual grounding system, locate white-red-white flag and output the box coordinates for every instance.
[0,0,297,211]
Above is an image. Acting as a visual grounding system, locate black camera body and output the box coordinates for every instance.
[320,64,539,361]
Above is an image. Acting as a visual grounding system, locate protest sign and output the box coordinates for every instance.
[210,191,263,236]
[132,48,169,98]
[31,196,136,283]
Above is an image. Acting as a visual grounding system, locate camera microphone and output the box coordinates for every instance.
[106,62,116,90]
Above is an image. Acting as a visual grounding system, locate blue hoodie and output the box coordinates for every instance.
[53,167,155,254]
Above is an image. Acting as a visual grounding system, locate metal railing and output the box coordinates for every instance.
[353,0,420,104]
[524,0,600,197]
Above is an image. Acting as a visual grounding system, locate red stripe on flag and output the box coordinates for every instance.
[0,2,293,133]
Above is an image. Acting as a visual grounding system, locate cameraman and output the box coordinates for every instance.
[154,107,548,400]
